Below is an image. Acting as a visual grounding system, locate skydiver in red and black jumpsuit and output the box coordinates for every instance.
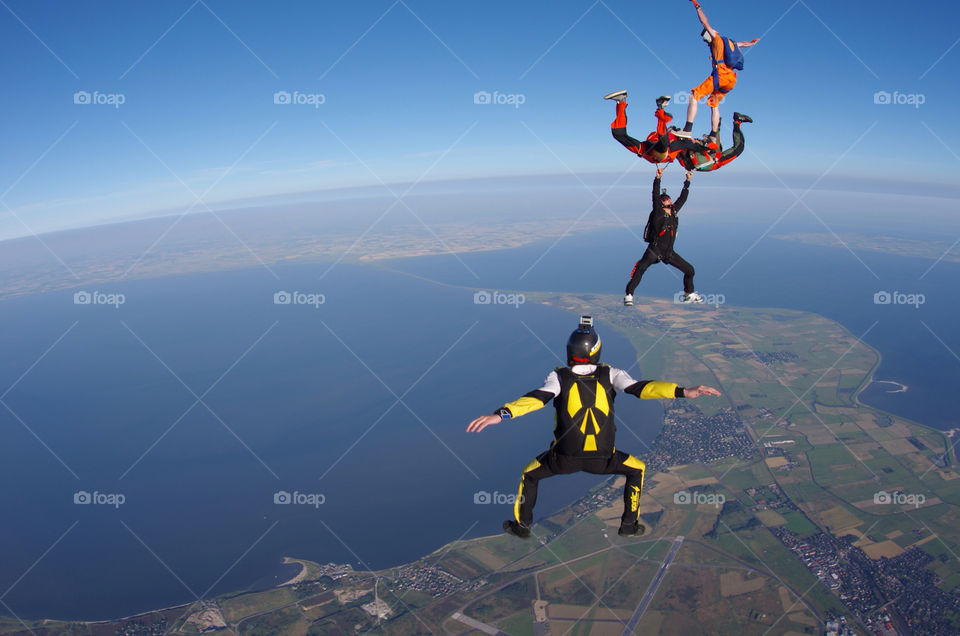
[677,111,753,172]
[605,90,707,164]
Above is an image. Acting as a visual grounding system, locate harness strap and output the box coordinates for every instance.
[710,39,732,94]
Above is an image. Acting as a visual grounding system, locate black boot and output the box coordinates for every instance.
[503,520,531,539]
[733,112,753,124]
[618,521,646,536]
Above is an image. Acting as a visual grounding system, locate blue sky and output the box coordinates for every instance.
[1,0,958,239]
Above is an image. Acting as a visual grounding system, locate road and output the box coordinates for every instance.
[621,535,684,635]
[450,611,508,635]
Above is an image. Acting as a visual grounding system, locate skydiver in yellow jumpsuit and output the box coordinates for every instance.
[466,316,721,538]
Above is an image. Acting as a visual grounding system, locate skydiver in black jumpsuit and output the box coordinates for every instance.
[624,166,703,305]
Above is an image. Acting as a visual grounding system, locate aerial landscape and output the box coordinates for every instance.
[2,292,956,635]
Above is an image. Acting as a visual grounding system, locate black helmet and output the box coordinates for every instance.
[567,315,602,366]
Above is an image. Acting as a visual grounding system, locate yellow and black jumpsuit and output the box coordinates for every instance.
[496,364,683,529]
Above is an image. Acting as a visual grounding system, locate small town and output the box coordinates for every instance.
[773,526,960,635]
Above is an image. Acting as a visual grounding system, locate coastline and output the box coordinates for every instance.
[279,557,309,586]
[1,294,943,622]
[3,290,955,627]
[851,339,954,467]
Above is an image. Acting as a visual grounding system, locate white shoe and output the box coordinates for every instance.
[673,129,693,139]
[604,90,628,102]
[623,294,634,306]
[682,292,704,303]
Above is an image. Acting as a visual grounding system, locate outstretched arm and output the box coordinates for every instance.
[737,38,759,48]
[625,380,683,399]
[674,174,692,210]
[694,4,718,38]
[612,368,721,399]
[624,382,721,398]
[653,168,664,212]
[466,373,559,433]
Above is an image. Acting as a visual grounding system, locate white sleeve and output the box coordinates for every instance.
[610,367,640,392]
[540,370,561,397]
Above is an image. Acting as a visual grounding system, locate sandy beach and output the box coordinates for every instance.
[280,557,310,586]
[874,380,908,393]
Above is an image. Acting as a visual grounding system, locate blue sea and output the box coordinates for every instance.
[0,261,660,620]
[0,223,956,620]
